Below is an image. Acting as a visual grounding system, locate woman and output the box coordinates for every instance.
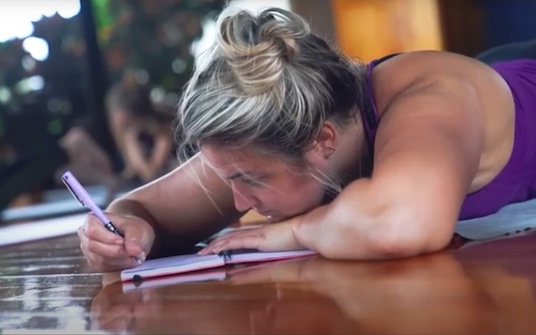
[79,7,536,271]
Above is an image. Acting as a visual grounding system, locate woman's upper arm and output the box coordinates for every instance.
[118,153,241,244]
[370,76,485,253]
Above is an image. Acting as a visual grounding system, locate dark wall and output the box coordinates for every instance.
[438,0,536,57]
[481,0,536,49]
[438,0,486,57]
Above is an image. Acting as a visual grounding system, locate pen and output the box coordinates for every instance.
[61,171,143,265]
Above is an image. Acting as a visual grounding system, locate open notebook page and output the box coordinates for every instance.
[120,249,316,282]
[122,255,316,292]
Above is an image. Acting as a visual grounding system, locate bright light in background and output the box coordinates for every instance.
[15,75,45,94]
[22,37,49,61]
[0,19,33,42]
[0,0,81,43]
[57,0,81,19]
[21,55,37,71]
[0,87,12,104]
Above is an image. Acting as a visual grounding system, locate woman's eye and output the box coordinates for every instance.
[240,178,262,187]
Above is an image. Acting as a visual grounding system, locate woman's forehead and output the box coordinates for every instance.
[201,145,274,171]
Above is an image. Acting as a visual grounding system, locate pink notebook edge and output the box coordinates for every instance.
[120,256,225,282]
[225,249,317,265]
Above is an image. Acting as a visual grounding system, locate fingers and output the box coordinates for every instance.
[84,214,124,245]
[78,226,138,271]
[79,214,146,271]
[197,223,304,255]
[85,233,129,258]
[198,230,264,255]
[125,238,146,261]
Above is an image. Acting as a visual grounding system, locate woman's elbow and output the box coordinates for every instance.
[315,211,453,260]
[366,235,438,260]
[316,235,422,261]
[369,214,454,259]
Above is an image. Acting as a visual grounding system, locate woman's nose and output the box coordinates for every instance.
[232,187,257,212]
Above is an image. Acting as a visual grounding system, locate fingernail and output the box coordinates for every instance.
[137,252,146,262]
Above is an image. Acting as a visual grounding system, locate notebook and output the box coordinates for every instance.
[121,256,306,292]
[120,249,316,282]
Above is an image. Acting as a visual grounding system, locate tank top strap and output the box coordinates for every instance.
[362,53,402,155]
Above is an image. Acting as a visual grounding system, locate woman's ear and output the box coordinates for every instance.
[313,121,338,159]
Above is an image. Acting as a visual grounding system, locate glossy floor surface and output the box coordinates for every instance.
[2,228,536,334]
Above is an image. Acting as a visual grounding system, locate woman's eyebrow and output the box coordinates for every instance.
[226,171,266,180]
[226,171,251,180]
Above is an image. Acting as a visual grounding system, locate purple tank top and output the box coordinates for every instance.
[364,58,536,220]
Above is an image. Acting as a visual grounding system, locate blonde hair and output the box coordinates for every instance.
[175,7,368,191]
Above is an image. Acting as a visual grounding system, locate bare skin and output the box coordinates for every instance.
[57,127,119,204]
[121,125,173,183]
[108,106,175,184]
[78,51,515,271]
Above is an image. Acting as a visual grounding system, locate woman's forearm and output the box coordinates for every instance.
[291,179,431,260]
[291,206,393,260]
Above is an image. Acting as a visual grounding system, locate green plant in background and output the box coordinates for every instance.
[0,0,226,167]
[0,13,89,162]
[91,0,225,114]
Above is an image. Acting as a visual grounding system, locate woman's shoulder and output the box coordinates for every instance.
[369,51,499,112]
[371,50,486,76]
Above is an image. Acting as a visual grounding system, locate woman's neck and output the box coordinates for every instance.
[333,117,372,185]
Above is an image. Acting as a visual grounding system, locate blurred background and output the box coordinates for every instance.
[1,0,536,225]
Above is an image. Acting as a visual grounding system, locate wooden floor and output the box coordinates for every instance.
[2,222,536,334]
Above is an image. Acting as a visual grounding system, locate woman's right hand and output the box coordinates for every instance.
[78,212,155,272]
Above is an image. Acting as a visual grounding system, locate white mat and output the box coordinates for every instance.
[455,198,536,240]
[0,213,86,247]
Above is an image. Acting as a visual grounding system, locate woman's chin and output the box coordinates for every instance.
[265,215,277,223]
[258,213,285,223]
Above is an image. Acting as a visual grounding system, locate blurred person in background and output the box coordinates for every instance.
[105,71,177,186]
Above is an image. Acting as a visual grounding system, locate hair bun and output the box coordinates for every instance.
[216,7,310,94]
